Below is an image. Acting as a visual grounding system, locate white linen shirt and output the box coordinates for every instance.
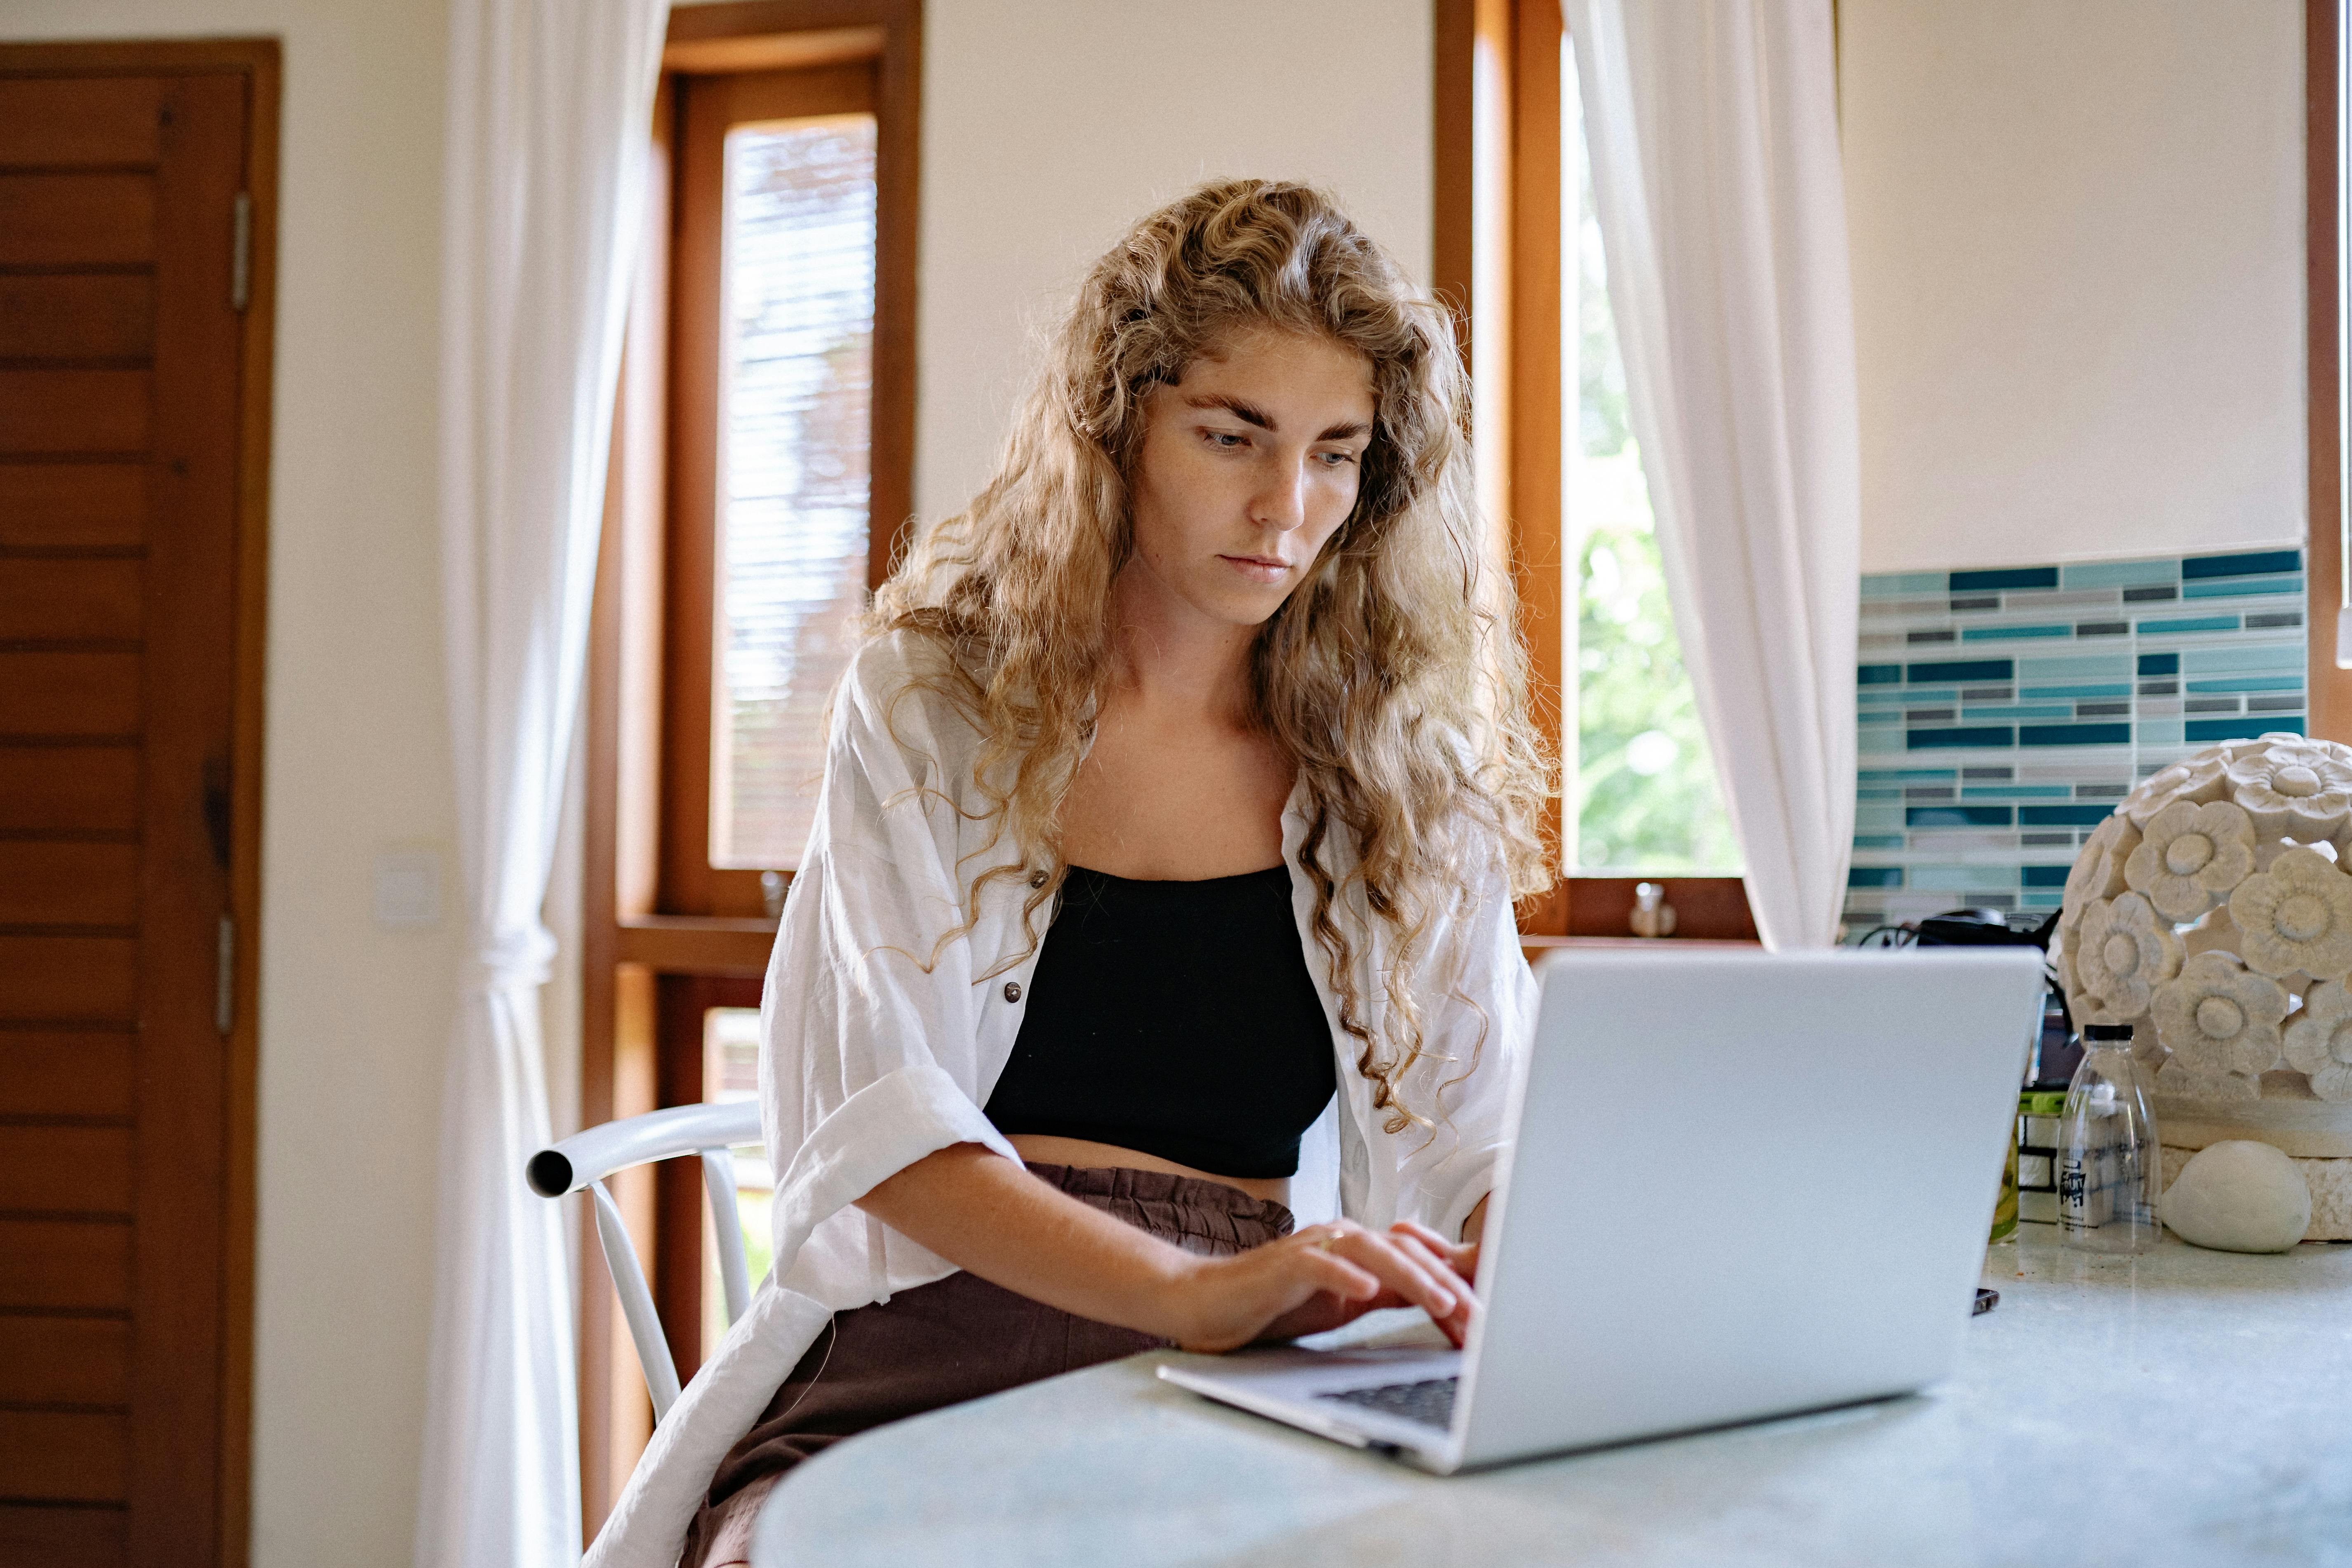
[586,631,1536,1568]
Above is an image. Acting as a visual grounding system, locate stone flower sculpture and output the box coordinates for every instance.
[2228,845,2352,980]
[2225,741,2352,840]
[2072,893,2181,1017]
[2124,752,2228,827]
[2057,736,2352,1237]
[2125,799,2256,922]
[2152,950,2288,1078]
[2284,980,2352,1101]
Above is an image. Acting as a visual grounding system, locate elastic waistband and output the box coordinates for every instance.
[1023,1161,1295,1251]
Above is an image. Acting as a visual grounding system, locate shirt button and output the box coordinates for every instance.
[1003,980,1023,1003]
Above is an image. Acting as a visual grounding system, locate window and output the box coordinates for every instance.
[1558,52,1740,875]
[1436,0,1754,938]
[578,0,920,1531]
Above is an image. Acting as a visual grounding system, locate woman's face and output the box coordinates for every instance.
[1123,326,1376,635]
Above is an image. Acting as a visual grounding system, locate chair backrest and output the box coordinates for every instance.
[528,1100,765,1422]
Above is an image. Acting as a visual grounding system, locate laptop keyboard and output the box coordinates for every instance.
[1315,1375,1458,1430]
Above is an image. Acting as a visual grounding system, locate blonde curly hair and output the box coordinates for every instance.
[874,178,1553,1131]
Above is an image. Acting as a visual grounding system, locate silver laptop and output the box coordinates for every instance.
[1158,946,2044,1472]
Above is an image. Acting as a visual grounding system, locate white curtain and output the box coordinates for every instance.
[1566,0,1860,949]
[416,1,666,1564]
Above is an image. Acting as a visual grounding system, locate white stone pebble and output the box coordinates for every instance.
[2158,1140,2313,1252]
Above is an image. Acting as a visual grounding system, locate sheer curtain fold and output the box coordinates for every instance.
[416,1,666,1564]
[1566,0,1860,948]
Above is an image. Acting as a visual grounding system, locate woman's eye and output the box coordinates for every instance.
[1317,450,1359,468]
[1204,430,1247,449]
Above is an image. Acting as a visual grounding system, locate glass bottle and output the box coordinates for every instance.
[2057,1023,2161,1253]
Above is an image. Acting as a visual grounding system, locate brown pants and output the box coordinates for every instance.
[682,1163,1295,1567]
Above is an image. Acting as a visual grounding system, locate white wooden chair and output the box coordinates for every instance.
[527,1101,765,1421]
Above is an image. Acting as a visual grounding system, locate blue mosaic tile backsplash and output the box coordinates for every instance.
[1842,548,2307,939]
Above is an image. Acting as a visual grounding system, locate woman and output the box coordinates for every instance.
[590,179,1551,1568]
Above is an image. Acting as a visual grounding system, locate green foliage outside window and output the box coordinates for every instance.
[1567,101,1741,875]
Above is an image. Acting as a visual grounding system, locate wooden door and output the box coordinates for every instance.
[0,44,275,1568]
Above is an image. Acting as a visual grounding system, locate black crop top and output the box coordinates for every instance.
[983,863,1338,1179]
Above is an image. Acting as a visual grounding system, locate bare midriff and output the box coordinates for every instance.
[1004,1133,1291,1208]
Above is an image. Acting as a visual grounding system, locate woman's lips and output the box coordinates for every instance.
[1219,554,1292,584]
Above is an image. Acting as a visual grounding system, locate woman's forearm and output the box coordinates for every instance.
[854,1143,1201,1337]
[853,1143,1477,1352]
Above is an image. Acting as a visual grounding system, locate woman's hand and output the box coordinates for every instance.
[1166,1218,1479,1353]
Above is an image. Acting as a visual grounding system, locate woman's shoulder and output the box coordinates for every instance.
[837,626,990,764]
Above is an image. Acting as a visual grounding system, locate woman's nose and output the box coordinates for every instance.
[1249,457,1312,532]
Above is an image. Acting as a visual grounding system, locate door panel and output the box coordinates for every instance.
[0,652,140,733]
[0,51,267,1566]
[0,1315,131,1406]
[0,1032,134,1118]
[0,369,151,452]
[0,1412,127,1503]
[0,748,140,832]
[0,841,139,926]
[0,465,146,548]
[0,176,155,265]
[0,78,162,164]
[0,558,143,642]
[0,1220,131,1310]
[0,274,154,359]
[0,1126,134,1213]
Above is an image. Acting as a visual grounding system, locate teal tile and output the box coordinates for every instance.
[1862,571,1947,598]
[2183,676,2305,694]
[2138,614,2241,635]
[2061,559,2178,589]
[1961,785,2075,799]
[2182,574,2303,600]
[2018,684,2132,699]
[2017,655,2132,680]
[2138,718,2186,745]
[2183,644,2307,675]
[1961,705,2076,720]
[1960,624,2074,642]
[1857,769,1958,781]
[1908,864,2022,892]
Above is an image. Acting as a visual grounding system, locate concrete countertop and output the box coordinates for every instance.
[754,1227,2352,1566]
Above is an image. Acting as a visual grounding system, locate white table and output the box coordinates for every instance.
[754,1229,2352,1566]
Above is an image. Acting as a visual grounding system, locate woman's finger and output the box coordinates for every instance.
[1385,1232,1475,1345]
[1321,1227,1458,1319]
[1387,1220,1476,1280]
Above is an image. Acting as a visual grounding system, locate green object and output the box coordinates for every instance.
[1990,1118,2020,1242]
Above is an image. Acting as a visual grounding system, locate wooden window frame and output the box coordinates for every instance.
[2310,0,2350,745]
[577,0,919,1534]
[1434,0,1757,943]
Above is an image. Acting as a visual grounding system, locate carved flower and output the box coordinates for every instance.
[2154,1056,2259,1103]
[2283,979,2352,1101]
[2152,952,2288,1075]
[2123,799,2256,922]
[2065,813,2141,908]
[2124,752,2228,828]
[2226,741,2352,839]
[2072,893,2182,1016]
[2227,846,2352,979]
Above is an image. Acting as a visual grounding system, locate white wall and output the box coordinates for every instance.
[910,0,1433,526]
[8,1,456,1564]
[2,2,1432,1564]
[1840,0,2307,573]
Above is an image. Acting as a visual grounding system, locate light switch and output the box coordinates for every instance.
[373,849,443,930]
